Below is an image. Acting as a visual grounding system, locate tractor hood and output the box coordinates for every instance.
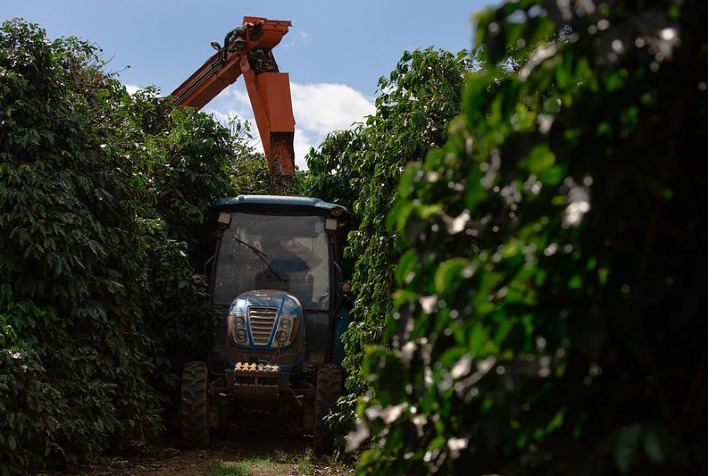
[228,290,303,353]
[231,289,302,313]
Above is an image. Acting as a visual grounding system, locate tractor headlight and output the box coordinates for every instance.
[233,314,246,329]
[235,329,248,343]
[229,312,248,344]
[275,330,288,346]
[275,315,298,347]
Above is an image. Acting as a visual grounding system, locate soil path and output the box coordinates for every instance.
[65,420,354,476]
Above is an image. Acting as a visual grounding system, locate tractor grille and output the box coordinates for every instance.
[248,307,277,345]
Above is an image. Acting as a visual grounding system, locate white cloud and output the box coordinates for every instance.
[291,82,374,136]
[125,84,140,95]
[282,30,310,50]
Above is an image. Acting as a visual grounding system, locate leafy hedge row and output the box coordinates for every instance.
[0,19,246,472]
[347,0,708,474]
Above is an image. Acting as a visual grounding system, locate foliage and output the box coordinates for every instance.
[0,19,161,471]
[0,288,108,472]
[143,108,233,250]
[354,0,708,475]
[0,19,246,472]
[304,49,475,399]
[301,127,367,207]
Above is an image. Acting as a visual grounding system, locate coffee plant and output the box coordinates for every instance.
[353,1,708,475]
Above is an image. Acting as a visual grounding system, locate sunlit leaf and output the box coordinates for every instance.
[527,144,556,173]
[434,258,470,294]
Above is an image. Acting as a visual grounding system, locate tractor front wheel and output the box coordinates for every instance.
[181,361,210,448]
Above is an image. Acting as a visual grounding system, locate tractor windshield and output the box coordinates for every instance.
[212,213,331,310]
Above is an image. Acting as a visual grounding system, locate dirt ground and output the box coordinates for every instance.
[58,421,355,476]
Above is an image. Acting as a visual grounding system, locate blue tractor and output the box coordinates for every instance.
[181,195,352,451]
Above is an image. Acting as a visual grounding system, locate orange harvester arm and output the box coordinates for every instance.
[171,16,296,176]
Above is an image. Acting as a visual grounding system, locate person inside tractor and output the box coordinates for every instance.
[255,233,313,300]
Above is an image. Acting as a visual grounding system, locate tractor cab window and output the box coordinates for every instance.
[213,213,330,310]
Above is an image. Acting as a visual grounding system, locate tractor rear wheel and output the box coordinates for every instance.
[181,361,210,448]
[313,364,343,453]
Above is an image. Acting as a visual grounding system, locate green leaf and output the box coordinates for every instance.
[395,248,420,286]
[643,424,669,464]
[527,144,555,174]
[434,258,470,294]
[469,322,490,356]
[615,424,643,474]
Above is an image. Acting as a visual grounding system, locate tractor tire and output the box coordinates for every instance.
[181,361,210,448]
[313,363,343,453]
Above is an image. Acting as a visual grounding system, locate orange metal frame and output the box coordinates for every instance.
[171,17,296,175]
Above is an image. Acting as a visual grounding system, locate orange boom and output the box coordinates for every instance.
[171,17,296,176]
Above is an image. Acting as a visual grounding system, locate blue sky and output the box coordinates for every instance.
[4,0,495,168]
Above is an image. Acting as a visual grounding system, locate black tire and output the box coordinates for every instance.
[181,361,210,448]
[313,363,343,453]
